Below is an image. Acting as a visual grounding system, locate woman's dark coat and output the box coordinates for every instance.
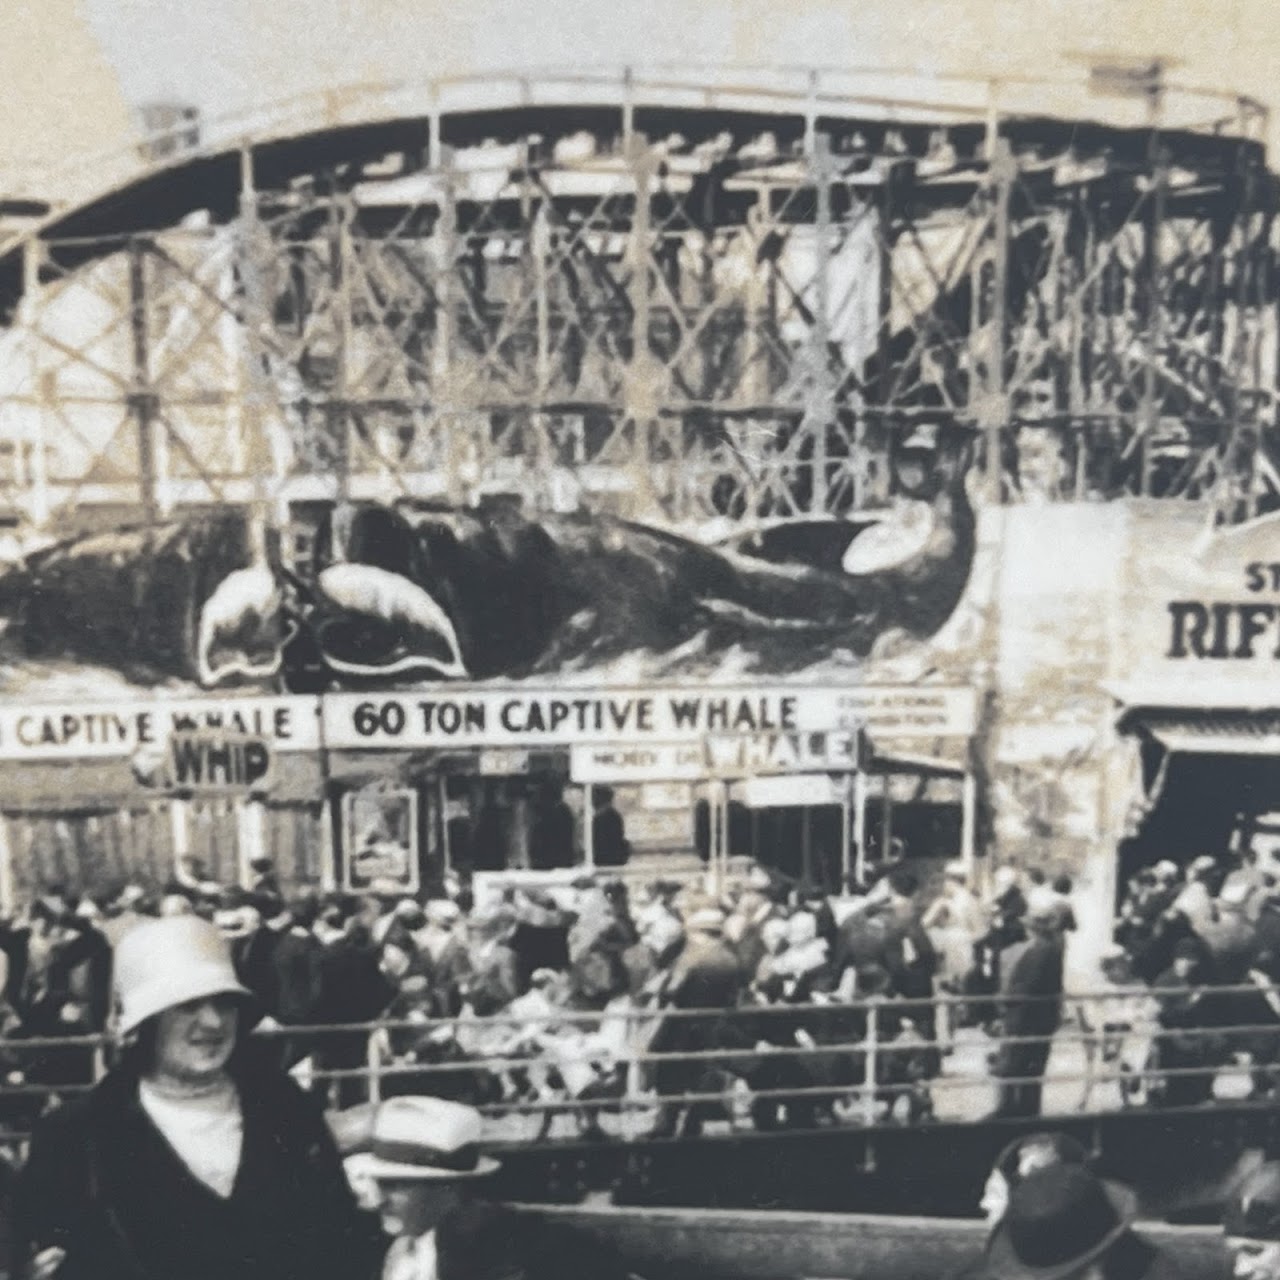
[10,1044,383,1280]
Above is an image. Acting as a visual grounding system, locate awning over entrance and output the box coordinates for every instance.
[1114,700,1280,861]
[1118,707,1280,756]
[866,745,967,778]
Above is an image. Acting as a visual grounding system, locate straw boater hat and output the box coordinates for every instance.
[425,899,462,927]
[114,915,254,1036]
[363,1097,500,1180]
[686,908,727,936]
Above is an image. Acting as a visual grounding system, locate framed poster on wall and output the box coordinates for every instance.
[341,786,420,895]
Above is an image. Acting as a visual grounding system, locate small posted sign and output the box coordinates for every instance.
[341,787,420,895]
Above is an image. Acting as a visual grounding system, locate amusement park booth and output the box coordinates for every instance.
[1104,506,1280,889]
[0,695,329,902]
[0,683,978,902]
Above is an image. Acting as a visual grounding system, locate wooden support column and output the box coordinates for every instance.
[840,773,853,889]
[21,238,50,527]
[169,799,192,863]
[583,784,595,870]
[880,774,894,865]
[328,195,354,501]
[874,158,899,471]
[625,136,661,510]
[808,133,834,514]
[853,768,868,887]
[985,139,1013,503]
[438,777,453,874]
[230,144,287,526]
[128,240,160,536]
[1140,147,1167,498]
[237,799,267,886]
[0,814,15,916]
[961,771,977,880]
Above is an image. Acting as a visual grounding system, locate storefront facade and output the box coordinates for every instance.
[0,682,978,901]
[8,486,1262,961]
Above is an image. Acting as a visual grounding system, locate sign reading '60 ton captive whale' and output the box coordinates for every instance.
[322,685,978,750]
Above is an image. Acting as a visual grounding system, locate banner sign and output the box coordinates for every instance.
[324,685,977,751]
[703,729,860,776]
[0,696,319,762]
[478,749,533,776]
[570,730,862,783]
[1124,509,1280,687]
[0,685,976,762]
[730,775,847,808]
[134,731,276,795]
[571,743,705,783]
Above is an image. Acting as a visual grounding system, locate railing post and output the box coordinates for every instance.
[862,999,879,1127]
[366,1025,382,1105]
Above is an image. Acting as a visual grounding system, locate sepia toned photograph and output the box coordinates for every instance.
[1,1,1279,1277]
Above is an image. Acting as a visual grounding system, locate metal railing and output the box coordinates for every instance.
[0,982,1273,1148]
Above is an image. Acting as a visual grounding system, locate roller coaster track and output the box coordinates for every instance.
[0,63,1274,533]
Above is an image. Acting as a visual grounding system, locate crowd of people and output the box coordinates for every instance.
[1104,849,1280,1108]
[12,849,1280,1280]
[0,851,965,1135]
[6,900,1275,1280]
[1,842,1279,1139]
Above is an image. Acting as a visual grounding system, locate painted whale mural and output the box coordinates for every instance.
[0,434,977,692]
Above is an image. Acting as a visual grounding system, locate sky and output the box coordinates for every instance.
[2,0,1278,194]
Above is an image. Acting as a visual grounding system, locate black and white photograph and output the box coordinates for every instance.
[1,1,1280,1277]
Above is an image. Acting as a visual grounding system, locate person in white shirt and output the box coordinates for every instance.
[365,1096,502,1280]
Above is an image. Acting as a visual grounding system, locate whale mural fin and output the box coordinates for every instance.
[314,562,470,680]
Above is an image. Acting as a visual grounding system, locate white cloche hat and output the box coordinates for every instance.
[114,915,253,1035]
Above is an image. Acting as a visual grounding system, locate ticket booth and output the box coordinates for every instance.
[853,747,975,885]
[726,774,851,892]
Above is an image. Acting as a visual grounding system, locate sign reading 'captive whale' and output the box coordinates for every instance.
[0,685,977,759]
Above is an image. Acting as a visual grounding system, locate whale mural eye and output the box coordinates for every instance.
[313,562,469,680]
[841,502,937,575]
[196,563,294,688]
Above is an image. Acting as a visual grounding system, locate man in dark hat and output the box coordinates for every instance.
[590,787,631,870]
[1151,936,1219,1108]
[648,908,746,1139]
[249,857,282,900]
[984,1164,1176,1279]
[991,902,1064,1118]
[979,1132,1092,1230]
[527,782,576,871]
[1223,1161,1280,1280]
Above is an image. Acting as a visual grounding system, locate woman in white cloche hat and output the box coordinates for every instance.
[11,914,382,1280]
